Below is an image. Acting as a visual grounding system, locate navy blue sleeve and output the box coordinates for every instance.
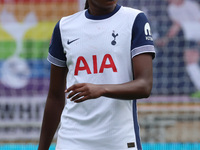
[131,13,154,49]
[131,13,155,58]
[47,20,67,67]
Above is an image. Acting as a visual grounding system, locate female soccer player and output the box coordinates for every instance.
[38,0,155,150]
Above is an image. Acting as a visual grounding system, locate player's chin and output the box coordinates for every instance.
[105,0,118,4]
[103,0,118,8]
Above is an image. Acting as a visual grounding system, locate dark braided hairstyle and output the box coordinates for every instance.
[85,0,89,9]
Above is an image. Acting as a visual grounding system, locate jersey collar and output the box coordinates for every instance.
[85,4,121,20]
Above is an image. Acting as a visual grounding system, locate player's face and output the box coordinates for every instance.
[88,0,118,11]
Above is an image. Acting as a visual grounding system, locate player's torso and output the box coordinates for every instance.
[59,7,139,86]
[56,7,141,150]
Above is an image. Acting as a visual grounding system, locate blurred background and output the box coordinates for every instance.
[0,0,200,149]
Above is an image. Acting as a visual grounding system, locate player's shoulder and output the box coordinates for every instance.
[60,10,86,25]
[119,6,148,26]
[120,6,143,18]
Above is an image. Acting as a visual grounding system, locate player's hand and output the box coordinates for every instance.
[65,83,105,103]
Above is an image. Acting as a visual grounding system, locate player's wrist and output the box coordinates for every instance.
[100,84,109,97]
[101,84,118,98]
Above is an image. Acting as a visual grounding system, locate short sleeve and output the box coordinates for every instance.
[131,13,155,59]
[47,20,67,67]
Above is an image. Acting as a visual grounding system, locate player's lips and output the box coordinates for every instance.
[106,0,116,4]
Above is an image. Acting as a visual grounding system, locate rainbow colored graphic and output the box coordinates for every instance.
[0,0,79,96]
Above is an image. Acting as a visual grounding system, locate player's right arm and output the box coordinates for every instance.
[38,20,68,150]
[38,64,67,150]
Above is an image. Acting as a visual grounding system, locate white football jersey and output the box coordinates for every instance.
[48,4,155,150]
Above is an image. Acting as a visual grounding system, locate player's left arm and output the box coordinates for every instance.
[103,52,153,100]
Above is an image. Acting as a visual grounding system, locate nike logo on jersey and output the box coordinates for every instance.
[67,38,79,45]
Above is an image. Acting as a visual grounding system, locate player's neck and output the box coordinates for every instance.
[88,4,117,16]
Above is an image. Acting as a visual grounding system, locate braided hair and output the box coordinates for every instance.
[85,0,89,9]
